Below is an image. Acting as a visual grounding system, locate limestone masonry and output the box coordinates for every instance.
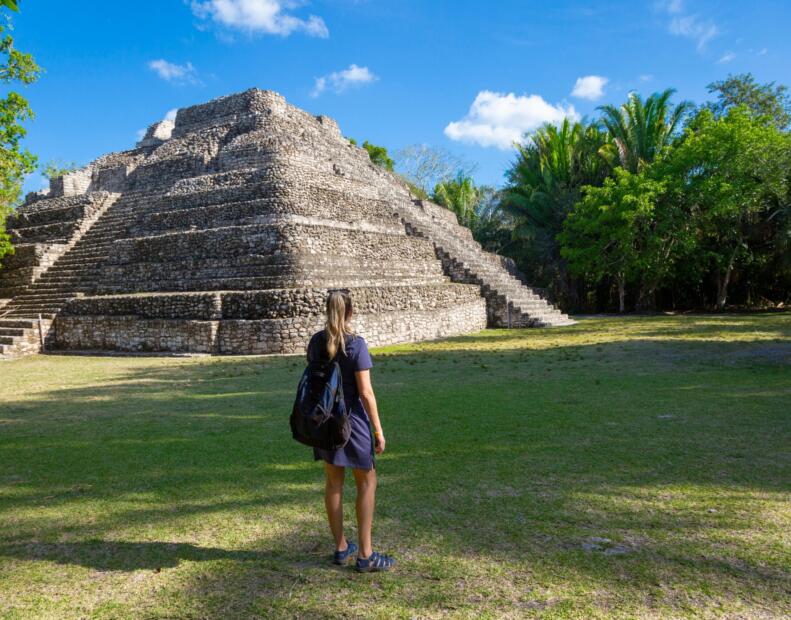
[0,89,572,359]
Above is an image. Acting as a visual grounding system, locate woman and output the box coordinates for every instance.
[307,291,395,572]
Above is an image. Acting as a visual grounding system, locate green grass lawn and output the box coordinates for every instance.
[1,314,789,619]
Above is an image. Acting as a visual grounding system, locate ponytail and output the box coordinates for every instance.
[325,290,354,358]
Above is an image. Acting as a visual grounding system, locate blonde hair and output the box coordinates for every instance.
[325,291,354,358]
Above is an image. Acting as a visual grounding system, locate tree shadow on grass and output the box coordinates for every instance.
[0,540,274,572]
[1,322,790,617]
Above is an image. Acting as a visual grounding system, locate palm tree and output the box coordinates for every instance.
[598,89,693,173]
[499,119,612,305]
[432,172,481,226]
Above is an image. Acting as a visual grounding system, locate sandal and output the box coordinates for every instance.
[356,551,396,572]
[333,540,357,565]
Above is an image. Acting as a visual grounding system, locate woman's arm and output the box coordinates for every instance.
[355,369,385,454]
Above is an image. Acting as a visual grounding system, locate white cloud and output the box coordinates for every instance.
[444,91,579,150]
[191,0,328,38]
[665,0,684,14]
[571,75,609,101]
[136,128,147,141]
[669,16,718,50]
[758,47,768,56]
[148,59,200,85]
[639,74,654,82]
[717,51,736,63]
[310,64,377,97]
[657,0,718,51]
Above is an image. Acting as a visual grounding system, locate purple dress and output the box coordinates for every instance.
[308,331,375,470]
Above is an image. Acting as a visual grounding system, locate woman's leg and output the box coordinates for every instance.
[352,467,377,558]
[324,463,347,551]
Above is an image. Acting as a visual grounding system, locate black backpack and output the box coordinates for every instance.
[290,340,352,451]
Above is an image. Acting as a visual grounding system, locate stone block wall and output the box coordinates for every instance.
[55,287,487,354]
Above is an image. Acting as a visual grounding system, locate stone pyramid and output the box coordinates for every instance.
[0,89,572,358]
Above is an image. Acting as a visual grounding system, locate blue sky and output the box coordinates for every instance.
[11,0,791,194]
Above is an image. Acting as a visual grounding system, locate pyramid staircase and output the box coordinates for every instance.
[396,201,574,327]
[0,194,129,357]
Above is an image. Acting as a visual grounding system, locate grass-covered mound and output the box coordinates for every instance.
[1,315,789,619]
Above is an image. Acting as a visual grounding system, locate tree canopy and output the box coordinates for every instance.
[1,0,40,266]
[499,119,612,306]
[476,81,791,312]
[706,73,791,129]
[41,160,79,180]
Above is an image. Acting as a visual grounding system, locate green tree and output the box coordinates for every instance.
[432,171,480,227]
[361,140,394,171]
[348,137,394,171]
[41,159,79,180]
[500,118,612,306]
[706,73,791,129]
[598,89,692,173]
[560,169,670,312]
[1,0,40,266]
[663,107,790,308]
[468,186,513,254]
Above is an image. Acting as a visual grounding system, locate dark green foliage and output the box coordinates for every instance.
[499,119,612,307]
[660,107,790,308]
[1,0,39,267]
[561,168,672,312]
[468,185,512,254]
[485,82,791,313]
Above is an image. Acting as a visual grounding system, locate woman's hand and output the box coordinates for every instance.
[374,430,386,454]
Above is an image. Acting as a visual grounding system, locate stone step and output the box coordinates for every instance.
[6,300,64,309]
[7,308,63,316]
[21,283,90,291]
[0,327,25,337]
[9,298,71,307]
[12,291,74,299]
[0,319,36,329]
[401,206,572,326]
[70,235,117,241]
[61,247,112,255]
[8,294,69,303]
[34,278,91,286]
[31,284,96,293]
[49,259,107,269]
[4,312,56,319]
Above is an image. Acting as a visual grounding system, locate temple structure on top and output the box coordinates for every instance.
[0,89,572,358]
